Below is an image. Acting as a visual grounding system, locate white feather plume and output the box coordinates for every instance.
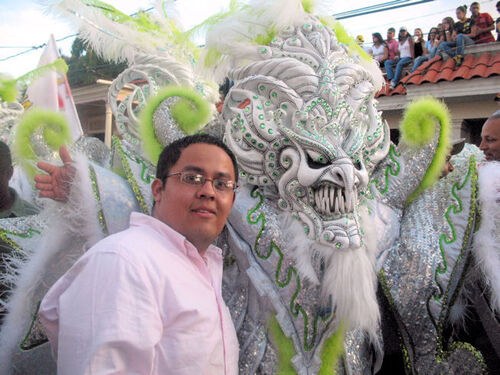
[45,0,190,65]
[0,155,105,375]
[278,213,320,284]
[473,161,500,313]
[279,206,380,344]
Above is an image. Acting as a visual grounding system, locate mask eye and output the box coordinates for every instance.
[306,150,329,169]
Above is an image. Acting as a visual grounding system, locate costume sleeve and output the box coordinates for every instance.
[42,250,162,375]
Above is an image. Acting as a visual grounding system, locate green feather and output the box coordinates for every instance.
[0,59,68,103]
[185,0,243,40]
[319,323,345,375]
[13,109,71,179]
[0,77,18,103]
[268,316,296,375]
[333,22,351,45]
[400,96,451,203]
[333,22,371,62]
[318,15,336,29]
[84,0,161,33]
[253,26,277,46]
[16,59,68,89]
[302,0,316,13]
[204,47,223,68]
[138,86,212,165]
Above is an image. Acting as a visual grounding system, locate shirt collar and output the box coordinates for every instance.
[129,212,222,260]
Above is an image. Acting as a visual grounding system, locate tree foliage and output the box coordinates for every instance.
[64,38,126,87]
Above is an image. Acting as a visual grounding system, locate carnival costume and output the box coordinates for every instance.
[0,1,498,374]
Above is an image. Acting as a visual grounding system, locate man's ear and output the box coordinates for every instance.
[151,179,163,203]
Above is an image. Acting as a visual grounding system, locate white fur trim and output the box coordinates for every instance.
[279,207,380,344]
[0,154,105,374]
[473,161,500,313]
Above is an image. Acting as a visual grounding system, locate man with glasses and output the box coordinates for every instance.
[39,134,239,375]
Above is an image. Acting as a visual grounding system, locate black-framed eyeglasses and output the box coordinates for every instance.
[166,172,238,193]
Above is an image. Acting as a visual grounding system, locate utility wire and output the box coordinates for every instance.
[0,0,493,62]
[0,34,78,62]
[334,0,434,19]
[0,46,38,49]
[0,5,155,63]
[352,5,461,35]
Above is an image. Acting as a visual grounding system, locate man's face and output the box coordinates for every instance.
[387,30,395,40]
[480,118,500,161]
[441,152,454,178]
[152,143,236,252]
[471,4,480,17]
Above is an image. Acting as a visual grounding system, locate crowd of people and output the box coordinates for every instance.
[358,1,500,89]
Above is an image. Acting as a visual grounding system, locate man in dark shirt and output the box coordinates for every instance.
[455,16,474,35]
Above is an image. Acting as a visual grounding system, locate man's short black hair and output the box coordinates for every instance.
[388,27,395,33]
[0,140,12,170]
[471,2,479,7]
[156,134,238,184]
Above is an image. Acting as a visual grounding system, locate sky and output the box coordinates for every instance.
[1,0,499,78]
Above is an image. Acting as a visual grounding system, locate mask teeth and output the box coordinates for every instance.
[313,184,355,216]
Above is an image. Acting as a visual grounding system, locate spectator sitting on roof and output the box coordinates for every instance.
[470,2,495,44]
[413,28,425,59]
[434,23,443,51]
[437,9,471,66]
[356,35,371,54]
[370,32,389,65]
[385,27,399,61]
[437,17,455,48]
[384,26,415,90]
[411,27,439,72]
[442,16,456,43]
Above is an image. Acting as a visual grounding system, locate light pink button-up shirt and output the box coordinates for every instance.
[39,212,239,375]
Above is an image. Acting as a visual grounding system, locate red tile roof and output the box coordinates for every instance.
[376,50,500,98]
